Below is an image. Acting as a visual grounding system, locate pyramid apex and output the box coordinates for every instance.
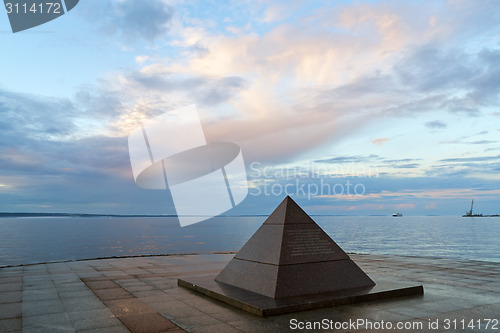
[279,195,294,207]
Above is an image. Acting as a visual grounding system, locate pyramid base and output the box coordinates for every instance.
[215,258,376,298]
[178,275,423,317]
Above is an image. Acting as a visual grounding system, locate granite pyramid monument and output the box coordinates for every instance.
[178,196,423,316]
[215,196,375,298]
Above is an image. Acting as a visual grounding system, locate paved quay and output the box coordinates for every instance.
[1,253,499,333]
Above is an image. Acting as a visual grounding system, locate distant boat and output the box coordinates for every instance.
[463,200,483,217]
[392,213,403,217]
[462,200,499,217]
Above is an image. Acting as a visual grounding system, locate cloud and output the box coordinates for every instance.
[80,0,174,42]
[84,0,500,166]
[261,4,288,23]
[425,120,447,129]
[395,203,415,210]
[391,45,500,115]
[317,188,500,201]
[0,90,77,142]
[439,155,500,163]
[0,89,133,180]
[122,70,248,107]
[315,155,381,164]
[99,2,426,160]
[439,130,497,145]
[371,138,389,146]
[468,140,497,145]
[0,96,174,213]
[383,158,421,163]
[394,45,475,93]
[392,163,419,169]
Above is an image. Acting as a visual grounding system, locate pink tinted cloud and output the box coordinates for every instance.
[108,1,497,164]
[371,138,390,146]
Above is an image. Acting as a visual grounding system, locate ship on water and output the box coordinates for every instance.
[462,200,500,217]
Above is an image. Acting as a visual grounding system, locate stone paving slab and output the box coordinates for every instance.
[0,253,499,332]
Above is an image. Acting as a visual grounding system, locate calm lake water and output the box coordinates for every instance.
[1,216,500,267]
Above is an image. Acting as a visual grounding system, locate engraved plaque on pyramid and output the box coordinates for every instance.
[178,196,423,316]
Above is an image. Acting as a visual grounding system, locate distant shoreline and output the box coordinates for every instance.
[1,212,456,218]
[463,215,500,218]
[0,212,176,218]
[0,213,272,218]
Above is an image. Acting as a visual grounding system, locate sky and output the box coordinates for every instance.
[1,0,500,217]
